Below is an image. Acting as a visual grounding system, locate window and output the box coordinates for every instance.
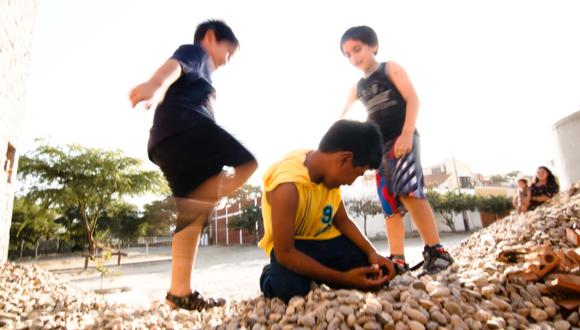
[5,143,15,184]
[459,176,474,189]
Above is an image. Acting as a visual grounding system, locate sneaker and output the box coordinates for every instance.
[388,256,410,275]
[421,244,454,275]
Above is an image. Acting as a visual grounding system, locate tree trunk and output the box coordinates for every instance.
[81,208,97,255]
[462,211,470,232]
[443,214,456,232]
[87,232,96,255]
[363,215,368,237]
[35,241,40,259]
[20,240,24,259]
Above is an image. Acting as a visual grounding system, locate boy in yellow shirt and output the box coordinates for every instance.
[259,120,394,302]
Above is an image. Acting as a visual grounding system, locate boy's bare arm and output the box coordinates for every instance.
[129,59,183,109]
[388,61,420,157]
[333,201,395,280]
[269,184,388,289]
[340,86,358,118]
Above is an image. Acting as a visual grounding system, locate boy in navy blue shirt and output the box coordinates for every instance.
[130,20,257,310]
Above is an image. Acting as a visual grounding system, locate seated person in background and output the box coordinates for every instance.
[513,177,530,214]
[529,166,559,211]
[258,120,395,302]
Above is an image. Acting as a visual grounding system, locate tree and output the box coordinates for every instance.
[489,175,508,185]
[476,195,513,220]
[458,193,478,232]
[224,183,261,208]
[17,143,164,255]
[10,196,60,259]
[505,171,521,183]
[428,191,454,232]
[345,196,382,237]
[228,205,262,244]
[100,202,146,247]
[141,197,176,237]
[427,190,476,232]
[54,206,86,252]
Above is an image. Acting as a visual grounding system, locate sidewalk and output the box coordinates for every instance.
[17,232,471,274]
[17,246,173,273]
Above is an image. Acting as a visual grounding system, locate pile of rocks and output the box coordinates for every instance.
[1,182,579,329]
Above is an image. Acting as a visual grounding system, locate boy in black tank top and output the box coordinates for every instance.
[340,26,453,276]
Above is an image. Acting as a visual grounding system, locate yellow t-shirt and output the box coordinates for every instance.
[258,150,342,255]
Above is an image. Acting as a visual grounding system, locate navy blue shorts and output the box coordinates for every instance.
[376,132,426,217]
[259,236,369,302]
[149,115,255,198]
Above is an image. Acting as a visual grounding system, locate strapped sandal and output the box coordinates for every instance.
[165,291,225,311]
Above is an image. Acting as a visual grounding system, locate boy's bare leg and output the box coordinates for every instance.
[384,213,406,256]
[399,196,440,246]
[168,213,206,298]
[181,160,258,205]
[167,160,257,307]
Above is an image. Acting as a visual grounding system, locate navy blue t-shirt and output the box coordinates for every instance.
[148,44,215,153]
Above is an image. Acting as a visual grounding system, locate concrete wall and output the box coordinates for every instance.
[553,110,580,189]
[0,0,38,262]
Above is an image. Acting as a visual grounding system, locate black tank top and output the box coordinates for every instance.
[357,62,409,142]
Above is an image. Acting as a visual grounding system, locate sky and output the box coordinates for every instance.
[21,0,580,186]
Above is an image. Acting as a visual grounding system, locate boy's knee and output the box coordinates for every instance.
[260,263,310,303]
[246,159,258,173]
[174,211,210,234]
[272,279,310,303]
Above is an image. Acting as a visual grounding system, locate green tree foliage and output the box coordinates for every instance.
[505,170,521,182]
[99,202,146,247]
[53,206,86,252]
[224,184,261,208]
[141,197,176,237]
[345,196,382,237]
[427,191,477,232]
[228,205,262,244]
[476,195,514,220]
[489,175,508,185]
[10,196,60,259]
[17,142,164,255]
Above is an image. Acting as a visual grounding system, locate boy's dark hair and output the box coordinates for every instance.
[517,178,528,185]
[340,26,378,54]
[319,120,383,169]
[194,20,239,46]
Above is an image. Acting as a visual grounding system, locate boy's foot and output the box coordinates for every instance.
[165,291,225,311]
[388,256,410,275]
[421,244,454,275]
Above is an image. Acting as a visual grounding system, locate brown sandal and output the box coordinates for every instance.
[165,291,225,311]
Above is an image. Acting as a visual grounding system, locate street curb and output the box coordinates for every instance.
[48,257,173,275]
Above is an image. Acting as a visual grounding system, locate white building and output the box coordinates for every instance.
[423,159,479,190]
[342,159,486,239]
[0,0,38,262]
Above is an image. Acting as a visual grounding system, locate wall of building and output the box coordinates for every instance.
[0,0,38,263]
[553,110,580,189]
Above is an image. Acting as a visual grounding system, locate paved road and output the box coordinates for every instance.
[58,233,470,306]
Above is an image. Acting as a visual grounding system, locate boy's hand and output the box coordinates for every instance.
[129,81,162,109]
[368,252,396,281]
[394,132,414,158]
[343,265,390,289]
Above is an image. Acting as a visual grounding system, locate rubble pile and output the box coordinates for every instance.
[1,182,579,330]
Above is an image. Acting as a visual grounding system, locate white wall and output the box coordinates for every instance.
[553,110,580,189]
[0,0,38,262]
